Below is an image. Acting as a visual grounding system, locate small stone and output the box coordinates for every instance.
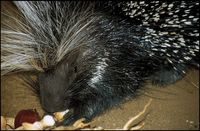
[41,115,55,127]
[1,116,7,130]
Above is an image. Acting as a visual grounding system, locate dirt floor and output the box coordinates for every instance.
[1,69,199,130]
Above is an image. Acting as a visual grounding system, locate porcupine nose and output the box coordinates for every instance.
[42,97,68,113]
[43,103,67,113]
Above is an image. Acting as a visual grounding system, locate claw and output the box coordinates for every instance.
[73,118,91,129]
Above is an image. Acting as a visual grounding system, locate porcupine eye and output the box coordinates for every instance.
[74,66,77,73]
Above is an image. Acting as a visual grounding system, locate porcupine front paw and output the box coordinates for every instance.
[62,108,94,126]
[62,101,99,125]
[151,64,187,85]
[62,96,112,125]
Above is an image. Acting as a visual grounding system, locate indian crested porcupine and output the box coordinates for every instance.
[1,1,199,125]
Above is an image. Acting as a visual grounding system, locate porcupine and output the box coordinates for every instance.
[1,1,199,125]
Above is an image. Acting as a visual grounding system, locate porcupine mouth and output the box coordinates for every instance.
[53,108,74,124]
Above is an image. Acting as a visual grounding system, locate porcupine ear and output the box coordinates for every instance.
[54,49,81,78]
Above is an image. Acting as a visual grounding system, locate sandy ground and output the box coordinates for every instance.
[1,69,199,130]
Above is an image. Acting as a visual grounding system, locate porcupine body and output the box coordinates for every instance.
[1,1,199,125]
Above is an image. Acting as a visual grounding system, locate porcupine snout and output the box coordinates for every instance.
[38,50,84,113]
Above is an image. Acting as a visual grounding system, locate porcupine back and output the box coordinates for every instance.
[108,1,199,68]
